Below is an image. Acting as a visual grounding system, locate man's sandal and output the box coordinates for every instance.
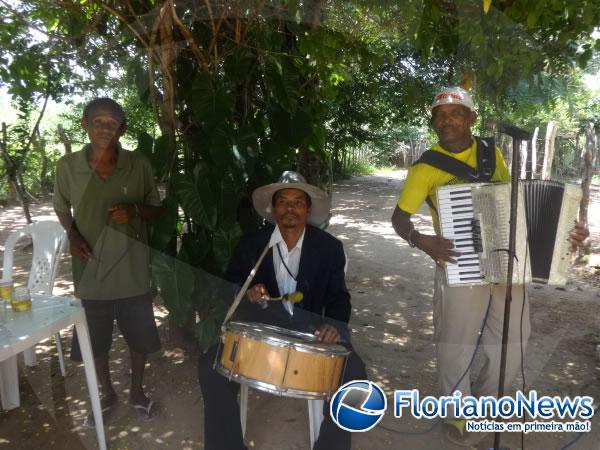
[129,399,158,422]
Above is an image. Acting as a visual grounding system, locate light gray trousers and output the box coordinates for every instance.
[433,267,531,407]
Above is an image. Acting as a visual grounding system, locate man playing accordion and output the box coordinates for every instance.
[391,86,589,447]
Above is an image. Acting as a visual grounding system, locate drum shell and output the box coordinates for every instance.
[217,323,348,399]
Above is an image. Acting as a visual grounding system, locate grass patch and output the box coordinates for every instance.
[373,165,402,173]
[335,162,406,179]
[338,160,377,178]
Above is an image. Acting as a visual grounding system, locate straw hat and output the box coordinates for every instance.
[252,171,331,226]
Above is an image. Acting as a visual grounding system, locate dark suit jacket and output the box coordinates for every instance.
[225,224,351,325]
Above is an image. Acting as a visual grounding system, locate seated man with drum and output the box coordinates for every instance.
[198,171,367,450]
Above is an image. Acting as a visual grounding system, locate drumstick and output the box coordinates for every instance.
[221,241,272,332]
[267,291,304,303]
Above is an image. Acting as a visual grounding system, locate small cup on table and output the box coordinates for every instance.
[11,287,32,312]
[0,279,13,319]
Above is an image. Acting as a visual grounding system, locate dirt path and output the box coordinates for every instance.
[0,173,599,450]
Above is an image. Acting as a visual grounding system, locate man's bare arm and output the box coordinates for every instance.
[55,209,93,260]
[391,205,413,241]
[569,221,590,252]
[391,205,460,264]
[108,203,163,225]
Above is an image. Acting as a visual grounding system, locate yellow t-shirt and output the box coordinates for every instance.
[397,138,511,234]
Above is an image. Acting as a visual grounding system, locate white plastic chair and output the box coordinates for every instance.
[240,384,324,449]
[1,221,68,373]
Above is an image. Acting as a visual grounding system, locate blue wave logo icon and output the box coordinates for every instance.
[330,380,387,432]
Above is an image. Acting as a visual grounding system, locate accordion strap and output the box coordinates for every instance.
[413,137,496,182]
[414,137,497,215]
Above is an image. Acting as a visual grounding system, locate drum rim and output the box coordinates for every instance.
[214,366,333,399]
[228,321,316,340]
[226,321,349,355]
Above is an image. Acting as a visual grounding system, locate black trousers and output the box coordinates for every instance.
[198,344,367,450]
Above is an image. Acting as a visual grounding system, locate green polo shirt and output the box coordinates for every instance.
[53,145,161,300]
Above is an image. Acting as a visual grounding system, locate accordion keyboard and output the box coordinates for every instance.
[437,182,531,286]
[438,185,484,285]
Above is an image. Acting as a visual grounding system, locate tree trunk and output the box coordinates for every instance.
[574,132,581,172]
[157,3,179,188]
[297,0,327,188]
[0,122,32,222]
[579,123,597,254]
[406,137,414,167]
[35,131,50,193]
[542,121,558,180]
[57,124,72,155]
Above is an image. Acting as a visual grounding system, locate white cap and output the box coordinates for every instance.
[431,87,475,112]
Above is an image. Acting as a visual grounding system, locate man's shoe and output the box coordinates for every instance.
[445,419,488,448]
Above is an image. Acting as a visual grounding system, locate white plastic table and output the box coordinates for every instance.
[0,294,106,450]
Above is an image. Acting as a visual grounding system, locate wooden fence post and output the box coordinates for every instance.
[580,123,597,244]
[531,127,539,178]
[542,121,558,180]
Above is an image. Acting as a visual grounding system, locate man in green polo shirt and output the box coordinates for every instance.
[53,98,163,423]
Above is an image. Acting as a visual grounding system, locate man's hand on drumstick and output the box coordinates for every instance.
[315,324,340,344]
[569,221,590,252]
[246,283,270,304]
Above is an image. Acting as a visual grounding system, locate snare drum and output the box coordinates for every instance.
[216,321,349,399]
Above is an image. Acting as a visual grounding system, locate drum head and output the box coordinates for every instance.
[226,321,349,355]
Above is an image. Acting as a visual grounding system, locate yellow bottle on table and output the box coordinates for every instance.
[11,287,32,312]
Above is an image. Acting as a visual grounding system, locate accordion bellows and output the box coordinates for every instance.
[437,181,582,286]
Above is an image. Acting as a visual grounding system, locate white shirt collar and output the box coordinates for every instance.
[269,225,306,253]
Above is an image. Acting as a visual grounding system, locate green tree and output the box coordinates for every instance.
[1,0,599,348]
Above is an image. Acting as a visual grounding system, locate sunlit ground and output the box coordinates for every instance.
[0,174,599,449]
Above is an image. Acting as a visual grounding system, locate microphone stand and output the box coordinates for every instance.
[493,124,533,450]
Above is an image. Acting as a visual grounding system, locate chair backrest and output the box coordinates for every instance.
[1,221,67,295]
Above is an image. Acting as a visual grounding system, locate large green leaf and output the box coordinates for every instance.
[193,267,230,351]
[194,300,226,352]
[133,61,150,105]
[174,176,203,226]
[136,131,153,161]
[223,48,257,84]
[268,105,313,147]
[193,163,219,229]
[190,73,235,127]
[216,178,241,230]
[151,252,195,326]
[212,223,242,273]
[263,56,301,113]
[208,132,235,172]
[178,231,211,266]
[175,160,221,231]
[153,134,172,181]
[148,195,178,252]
